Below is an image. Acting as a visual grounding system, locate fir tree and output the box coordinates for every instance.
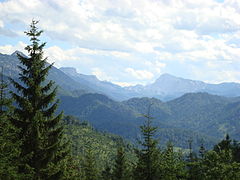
[134,104,160,180]
[101,165,112,180]
[199,143,206,159]
[213,134,232,153]
[83,148,99,180]
[10,20,68,179]
[213,135,240,163]
[113,146,127,180]
[159,143,187,180]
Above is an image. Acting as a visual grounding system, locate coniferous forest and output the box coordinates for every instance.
[1,21,240,180]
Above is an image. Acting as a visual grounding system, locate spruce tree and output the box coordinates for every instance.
[10,20,68,179]
[101,165,112,180]
[134,104,160,180]
[213,134,232,153]
[113,146,127,180]
[199,143,206,159]
[83,148,99,180]
[159,143,187,180]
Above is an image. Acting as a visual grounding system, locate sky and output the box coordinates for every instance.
[1,0,240,86]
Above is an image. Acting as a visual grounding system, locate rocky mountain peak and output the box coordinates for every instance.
[11,50,26,57]
[60,67,78,76]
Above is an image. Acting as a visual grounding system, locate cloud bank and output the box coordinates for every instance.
[0,0,240,85]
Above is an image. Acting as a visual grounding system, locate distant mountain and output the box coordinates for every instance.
[60,67,140,100]
[60,68,240,101]
[126,73,240,100]
[0,51,93,96]
[2,51,240,101]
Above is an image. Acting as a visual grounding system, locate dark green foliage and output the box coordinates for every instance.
[83,148,99,180]
[214,134,232,152]
[112,146,129,180]
[10,20,68,179]
[185,135,240,180]
[63,115,131,168]
[101,165,113,180]
[213,134,240,163]
[0,116,20,179]
[158,143,187,180]
[2,109,240,180]
[186,158,203,180]
[134,106,160,180]
[62,155,83,179]
[0,68,21,179]
[62,115,135,179]
[201,150,240,180]
[232,140,240,163]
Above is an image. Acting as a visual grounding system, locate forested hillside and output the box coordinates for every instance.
[59,92,240,150]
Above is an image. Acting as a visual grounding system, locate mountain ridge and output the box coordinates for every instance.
[2,51,240,101]
[60,65,240,101]
[59,91,240,150]
[125,72,240,100]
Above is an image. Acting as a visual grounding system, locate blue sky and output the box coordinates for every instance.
[1,0,240,86]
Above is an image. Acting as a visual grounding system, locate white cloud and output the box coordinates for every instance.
[1,0,240,84]
[0,20,3,28]
[0,41,26,54]
[125,68,154,80]
[91,67,113,81]
[215,70,240,83]
[112,81,137,87]
[192,66,240,84]
[144,61,166,74]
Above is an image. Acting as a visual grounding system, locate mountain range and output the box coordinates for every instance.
[2,51,240,101]
[1,51,240,149]
[127,73,240,101]
[60,66,240,101]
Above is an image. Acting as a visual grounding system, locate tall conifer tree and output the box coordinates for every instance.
[11,20,68,179]
[134,104,160,180]
[113,146,128,180]
[83,148,99,180]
